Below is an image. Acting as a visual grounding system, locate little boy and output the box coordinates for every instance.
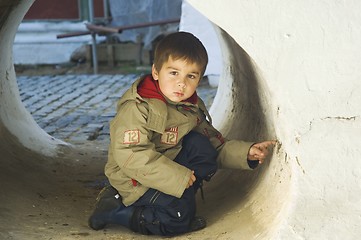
[88,31,275,236]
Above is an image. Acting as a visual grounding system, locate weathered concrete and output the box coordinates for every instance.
[3,0,359,239]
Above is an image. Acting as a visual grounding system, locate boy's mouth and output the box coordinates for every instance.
[174,92,184,97]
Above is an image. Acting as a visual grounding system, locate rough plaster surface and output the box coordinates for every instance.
[0,0,360,239]
[187,0,361,239]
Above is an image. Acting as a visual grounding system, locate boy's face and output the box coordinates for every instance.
[152,56,202,103]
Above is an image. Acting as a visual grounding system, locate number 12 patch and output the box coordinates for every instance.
[123,129,140,144]
[161,127,178,145]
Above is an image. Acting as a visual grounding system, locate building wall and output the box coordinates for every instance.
[24,0,105,20]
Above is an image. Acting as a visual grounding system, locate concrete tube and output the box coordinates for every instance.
[0,1,290,239]
[188,0,361,239]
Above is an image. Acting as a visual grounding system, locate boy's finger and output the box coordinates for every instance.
[252,147,265,157]
[267,140,278,146]
[258,140,276,148]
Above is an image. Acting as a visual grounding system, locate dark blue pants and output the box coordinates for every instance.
[132,131,218,236]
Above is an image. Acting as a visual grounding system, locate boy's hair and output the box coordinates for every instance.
[153,31,208,76]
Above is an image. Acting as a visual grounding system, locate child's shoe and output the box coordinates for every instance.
[88,185,125,230]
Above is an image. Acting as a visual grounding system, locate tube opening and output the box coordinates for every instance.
[0,1,292,238]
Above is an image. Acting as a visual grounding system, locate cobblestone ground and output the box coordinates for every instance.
[17,74,217,145]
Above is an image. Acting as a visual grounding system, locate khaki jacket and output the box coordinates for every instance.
[105,76,254,206]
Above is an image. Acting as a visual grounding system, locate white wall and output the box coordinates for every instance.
[187,0,361,239]
[179,0,222,85]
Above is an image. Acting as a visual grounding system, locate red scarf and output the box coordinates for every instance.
[137,75,198,104]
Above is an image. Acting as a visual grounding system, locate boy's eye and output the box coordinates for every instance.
[188,74,197,79]
[170,71,178,76]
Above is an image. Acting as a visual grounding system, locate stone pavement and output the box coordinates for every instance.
[17,74,217,145]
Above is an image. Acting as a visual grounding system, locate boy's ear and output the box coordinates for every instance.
[151,64,159,80]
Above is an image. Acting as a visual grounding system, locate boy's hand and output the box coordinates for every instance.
[247,140,277,164]
[186,171,196,189]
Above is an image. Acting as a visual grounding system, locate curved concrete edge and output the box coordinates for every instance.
[0,0,66,159]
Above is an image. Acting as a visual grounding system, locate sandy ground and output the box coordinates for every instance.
[0,140,170,240]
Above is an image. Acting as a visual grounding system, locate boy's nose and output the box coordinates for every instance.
[178,83,186,89]
[177,79,186,88]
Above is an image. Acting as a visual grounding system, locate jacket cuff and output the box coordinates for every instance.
[247,160,259,169]
[217,140,255,170]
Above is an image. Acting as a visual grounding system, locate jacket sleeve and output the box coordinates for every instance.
[194,101,255,170]
[110,100,192,198]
